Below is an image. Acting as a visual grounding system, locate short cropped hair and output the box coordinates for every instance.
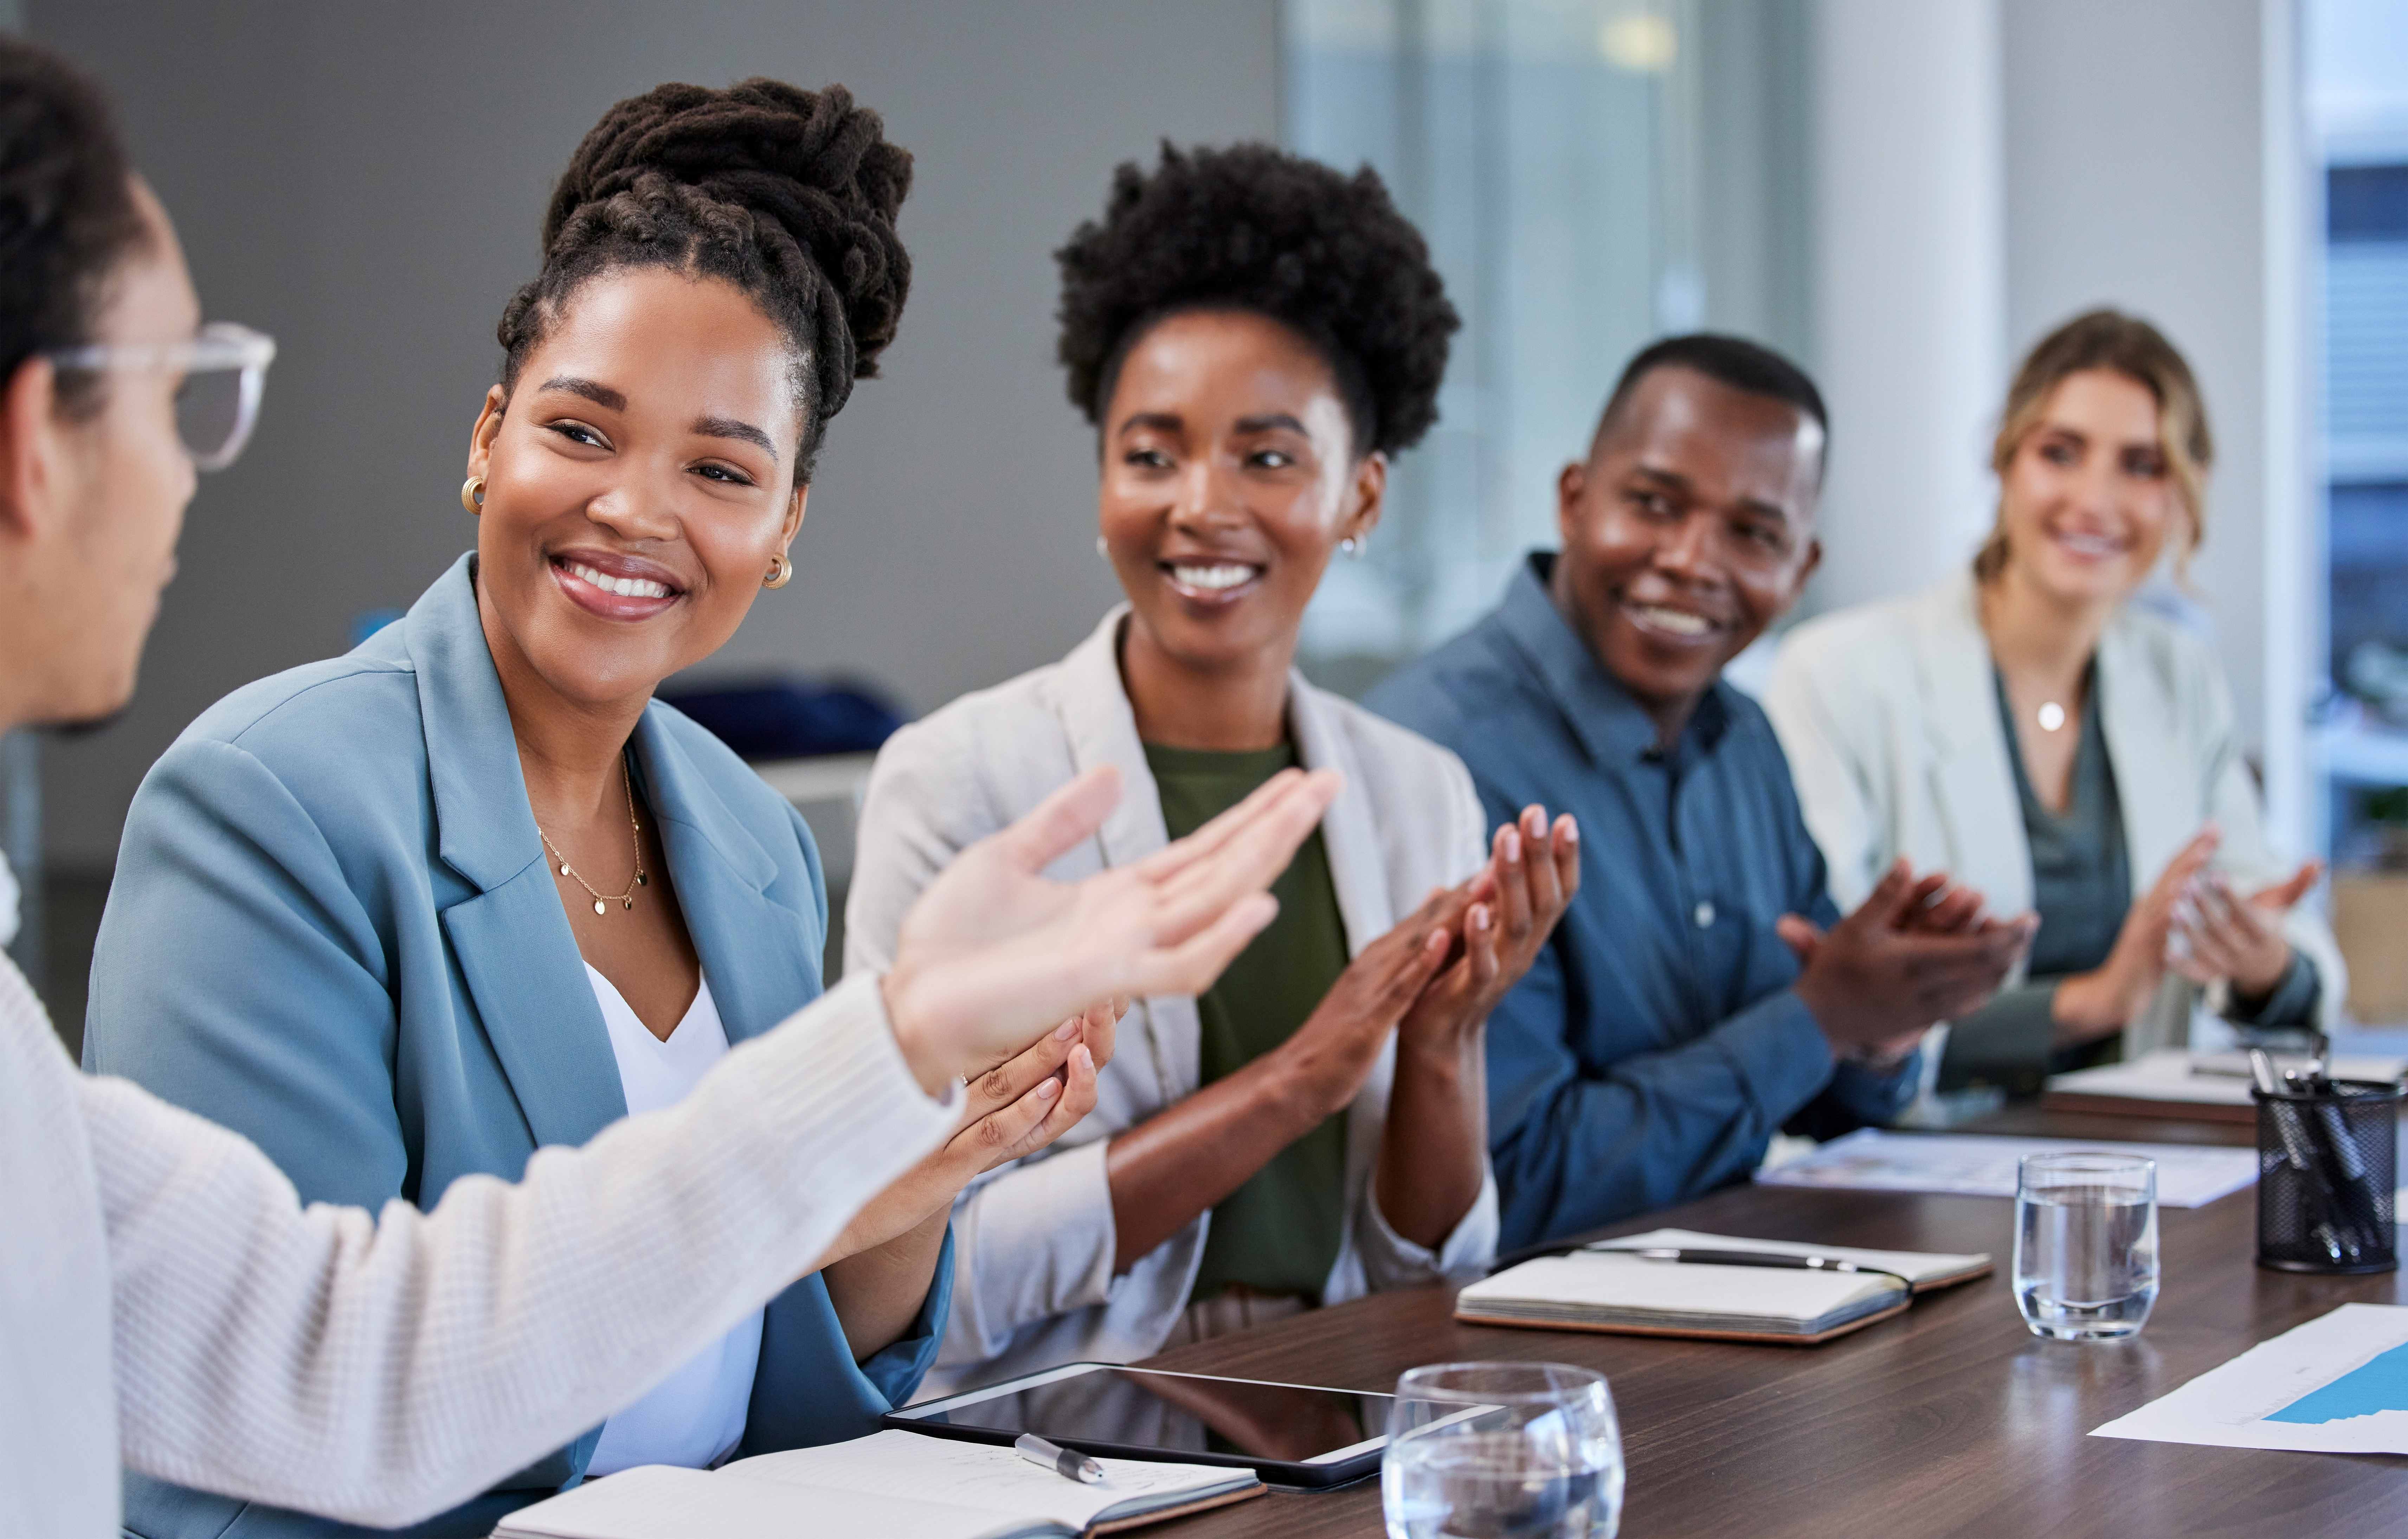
[1593,333,1828,469]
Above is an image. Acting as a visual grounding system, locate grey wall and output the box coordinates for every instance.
[2000,0,2275,749]
[30,0,1280,868]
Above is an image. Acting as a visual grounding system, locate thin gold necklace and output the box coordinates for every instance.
[536,755,648,916]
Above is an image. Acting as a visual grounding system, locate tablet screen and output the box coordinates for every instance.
[908,1365,1392,1464]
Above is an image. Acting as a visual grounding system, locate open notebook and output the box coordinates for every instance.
[491,1429,1263,1539]
[1456,1229,1992,1345]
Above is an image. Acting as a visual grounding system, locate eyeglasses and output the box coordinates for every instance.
[49,321,277,472]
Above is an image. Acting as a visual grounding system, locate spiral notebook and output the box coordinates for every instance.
[491,1430,1263,1539]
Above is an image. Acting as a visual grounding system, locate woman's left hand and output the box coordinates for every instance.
[1397,805,1580,1054]
[815,997,1122,1269]
[2169,861,2320,1001]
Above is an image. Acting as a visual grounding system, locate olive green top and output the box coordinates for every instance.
[1143,740,1351,1302]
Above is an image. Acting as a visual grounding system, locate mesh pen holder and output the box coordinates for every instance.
[2253,1080,2402,1275]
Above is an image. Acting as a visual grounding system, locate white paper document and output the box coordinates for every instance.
[2093,1304,2408,1454]
[1753,1128,2258,1209]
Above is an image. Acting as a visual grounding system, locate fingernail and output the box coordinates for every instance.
[1035,1076,1060,1099]
[1471,904,1490,931]
[1502,828,1522,861]
[1073,1045,1094,1071]
[1560,815,1577,843]
[1055,1019,1080,1041]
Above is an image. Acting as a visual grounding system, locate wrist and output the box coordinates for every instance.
[878,969,957,1099]
[1261,1035,1358,1125]
[2052,971,2122,1036]
[2233,946,2292,1002]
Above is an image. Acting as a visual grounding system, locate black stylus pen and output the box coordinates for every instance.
[1587,1246,1916,1293]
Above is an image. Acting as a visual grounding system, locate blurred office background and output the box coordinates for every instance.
[2,0,2402,1034]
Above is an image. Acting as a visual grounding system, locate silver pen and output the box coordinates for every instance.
[1014,1432,1104,1485]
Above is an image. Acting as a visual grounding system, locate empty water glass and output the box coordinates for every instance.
[2014,1151,2159,1341]
[1383,1361,1623,1539]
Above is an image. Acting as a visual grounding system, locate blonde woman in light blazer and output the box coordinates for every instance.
[847,144,1576,1403]
[1768,311,2341,1097]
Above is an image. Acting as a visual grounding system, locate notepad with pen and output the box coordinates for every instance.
[490,1429,1263,1539]
[1454,1228,1992,1345]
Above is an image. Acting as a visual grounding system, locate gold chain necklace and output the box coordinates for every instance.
[536,756,648,916]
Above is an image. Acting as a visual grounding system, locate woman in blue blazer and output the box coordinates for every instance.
[82,81,1109,1539]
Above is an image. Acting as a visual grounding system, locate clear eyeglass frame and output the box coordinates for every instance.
[49,321,277,472]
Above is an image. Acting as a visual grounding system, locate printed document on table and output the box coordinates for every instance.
[1754,1128,2257,1208]
[2094,1305,2408,1454]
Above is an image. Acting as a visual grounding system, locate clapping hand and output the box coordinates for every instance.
[1397,805,1581,1053]
[2054,828,2220,1040]
[2169,858,2319,1002]
[819,997,1125,1265]
[1781,860,2037,1056]
[881,762,1340,1093]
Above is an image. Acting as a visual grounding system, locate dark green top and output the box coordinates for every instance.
[1940,666,2319,1097]
[1143,740,1351,1302]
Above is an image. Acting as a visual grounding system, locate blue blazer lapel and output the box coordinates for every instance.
[633,709,823,1043]
[409,554,627,1150]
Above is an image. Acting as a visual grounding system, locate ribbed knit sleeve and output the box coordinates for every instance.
[96,969,955,1528]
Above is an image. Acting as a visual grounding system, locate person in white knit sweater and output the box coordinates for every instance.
[0,38,1336,1539]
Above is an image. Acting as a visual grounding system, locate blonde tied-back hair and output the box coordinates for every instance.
[1974,309,2213,584]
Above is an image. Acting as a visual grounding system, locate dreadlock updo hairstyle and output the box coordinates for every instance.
[1055,142,1457,459]
[497,78,912,483]
[0,38,151,420]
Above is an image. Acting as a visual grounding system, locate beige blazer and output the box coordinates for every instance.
[847,607,1500,1396]
[1765,575,2344,1061]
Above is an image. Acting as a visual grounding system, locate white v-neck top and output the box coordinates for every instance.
[582,966,765,1475]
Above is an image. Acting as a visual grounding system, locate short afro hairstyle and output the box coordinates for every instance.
[499,78,913,484]
[1055,142,1457,458]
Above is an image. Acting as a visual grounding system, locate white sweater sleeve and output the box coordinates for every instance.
[97,970,955,1529]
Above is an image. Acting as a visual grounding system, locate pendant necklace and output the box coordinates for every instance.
[2035,701,2067,733]
[536,755,648,916]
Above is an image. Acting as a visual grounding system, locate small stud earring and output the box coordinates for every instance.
[1096,536,1109,559]
[460,476,485,515]
[1340,534,1366,558]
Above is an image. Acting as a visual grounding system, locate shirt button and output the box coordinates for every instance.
[1693,900,1716,929]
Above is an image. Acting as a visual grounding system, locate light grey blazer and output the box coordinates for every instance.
[1765,575,2345,1060]
[847,607,1500,1396]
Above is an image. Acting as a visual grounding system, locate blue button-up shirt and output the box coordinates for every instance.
[1367,554,1919,1248]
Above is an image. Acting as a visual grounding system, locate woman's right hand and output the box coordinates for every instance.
[1269,885,1472,1120]
[816,998,1123,1268]
[2053,827,2220,1042]
[881,763,1340,1094]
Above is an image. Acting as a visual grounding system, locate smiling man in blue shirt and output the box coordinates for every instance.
[1369,335,2035,1249]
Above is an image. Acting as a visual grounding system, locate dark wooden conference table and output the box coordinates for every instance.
[1134,1106,2408,1539]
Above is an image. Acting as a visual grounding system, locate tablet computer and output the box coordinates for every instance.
[884,1362,1392,1488]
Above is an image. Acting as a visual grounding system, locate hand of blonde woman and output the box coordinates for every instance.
[2169,860,2320,1000]
[2053,827,2221,1041]
[815,997,1125,1268]
[882,764,1339,1093]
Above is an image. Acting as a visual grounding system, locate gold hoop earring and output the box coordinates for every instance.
[460,476,485,515]
[764,552,793,589]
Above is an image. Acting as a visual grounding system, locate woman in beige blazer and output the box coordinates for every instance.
[847,144,1577,1404]
[1768,311,2341,1097]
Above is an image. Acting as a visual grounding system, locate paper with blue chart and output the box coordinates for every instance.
[2093,1305,2408,1454]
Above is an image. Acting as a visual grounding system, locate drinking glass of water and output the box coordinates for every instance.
[1383,1361,1622,1539]
[2014,1151,2159,1341]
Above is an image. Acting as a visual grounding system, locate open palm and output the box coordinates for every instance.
[882,763,1340,1085]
